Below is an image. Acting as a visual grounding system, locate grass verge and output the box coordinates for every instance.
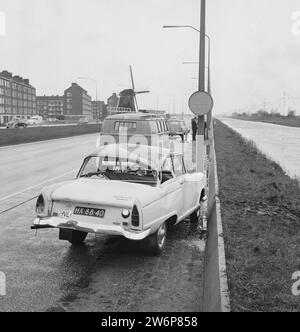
[0,124,101,147]
[214,119,300,312]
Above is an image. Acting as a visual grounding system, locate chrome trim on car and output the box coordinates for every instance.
[33,217,151,241]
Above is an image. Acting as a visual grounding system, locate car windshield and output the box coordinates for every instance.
[78,156,158,186]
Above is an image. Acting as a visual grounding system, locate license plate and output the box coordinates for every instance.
[73,207,106,218]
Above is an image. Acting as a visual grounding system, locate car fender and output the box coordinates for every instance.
[42,181,73,199]
[140,189,179,235]
[191,172,206,191]
[144,210,178,235]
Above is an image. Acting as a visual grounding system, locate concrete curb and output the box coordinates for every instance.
[203,123,231,312]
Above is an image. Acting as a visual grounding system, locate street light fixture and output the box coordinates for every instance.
[78,77,99,122]
[163,25,211,94]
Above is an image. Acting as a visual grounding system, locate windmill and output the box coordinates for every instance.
[118,65,150,112]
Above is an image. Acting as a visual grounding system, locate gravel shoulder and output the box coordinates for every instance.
[214,120,300,312]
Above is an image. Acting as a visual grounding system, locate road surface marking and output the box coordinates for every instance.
[0,169,76,203]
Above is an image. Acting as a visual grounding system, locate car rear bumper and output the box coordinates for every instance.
[32,217,151,241]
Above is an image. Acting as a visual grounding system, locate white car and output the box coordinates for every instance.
[32,144,206,255]
[27,116,43,125]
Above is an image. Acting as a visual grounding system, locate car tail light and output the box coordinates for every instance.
[36,195,45,215]
[131,205,140,227]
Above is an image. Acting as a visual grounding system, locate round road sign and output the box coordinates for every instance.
[189,91,214,116]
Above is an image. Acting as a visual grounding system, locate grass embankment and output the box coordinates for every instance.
[0,124,102,147]
[214,120,300,312]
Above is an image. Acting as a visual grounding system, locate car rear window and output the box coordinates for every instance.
[114,121,137,132]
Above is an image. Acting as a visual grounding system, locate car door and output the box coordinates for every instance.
[160,157,184,220]
[174,155,199,214]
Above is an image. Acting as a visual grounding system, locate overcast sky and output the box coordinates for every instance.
[1,0,300,114]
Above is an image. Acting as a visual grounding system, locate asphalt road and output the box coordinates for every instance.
[0,135,204,312]
[0,134,99,203]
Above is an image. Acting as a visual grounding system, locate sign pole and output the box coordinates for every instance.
[197,0,206,173]
[207,33,212,133]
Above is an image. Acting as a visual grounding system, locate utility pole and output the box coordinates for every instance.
[199,0,206,92]
[206,34,212,141]
[197,0,206,173]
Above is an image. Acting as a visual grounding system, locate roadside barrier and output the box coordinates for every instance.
[203,123,231,312]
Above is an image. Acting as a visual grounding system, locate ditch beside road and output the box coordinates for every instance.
[214,120,300,312]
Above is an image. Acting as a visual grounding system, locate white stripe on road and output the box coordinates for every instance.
[0,169,77,203]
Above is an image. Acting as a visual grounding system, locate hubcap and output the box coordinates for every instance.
[157,223,167,248]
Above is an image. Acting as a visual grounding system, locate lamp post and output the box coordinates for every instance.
[163,23,212,131]
[78,77,99,122]
[163,0,210,173]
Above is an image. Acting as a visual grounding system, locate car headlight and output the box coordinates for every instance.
[122,209,131,219]
[36,194,45,215]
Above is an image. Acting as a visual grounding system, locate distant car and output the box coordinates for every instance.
[6,120,28,129]
[78,118,89,125]
[32,144,206,255]
[167,119,190,142]
[27,116,43,125]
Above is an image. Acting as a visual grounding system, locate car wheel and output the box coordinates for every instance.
[190,195,204,224]
[68,230,88,245]
[147,222,167,255]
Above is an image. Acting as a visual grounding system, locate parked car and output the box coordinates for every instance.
[100,113,170,148]
[32,144,206,255]
[27,116,43,125]
[167,119,190,142]
[6,120,28,129]
[78,118,89,125]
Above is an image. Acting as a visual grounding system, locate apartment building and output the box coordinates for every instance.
[64,83,92,121]
[36,95,64,121]
[0,70,36,125]
[92,101,107,121]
